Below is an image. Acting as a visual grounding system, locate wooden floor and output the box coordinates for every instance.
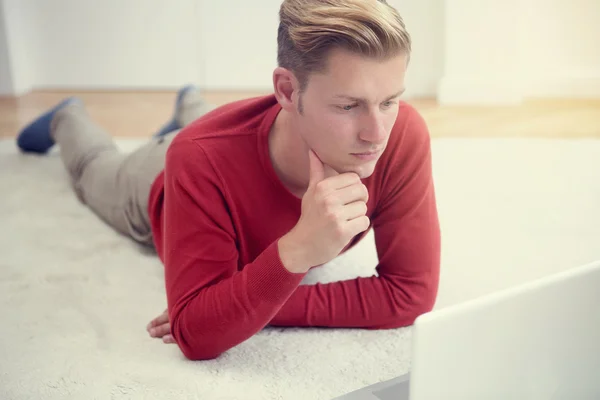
[1,90,599,139]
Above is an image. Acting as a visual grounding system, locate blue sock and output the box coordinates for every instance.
[17,97,82,153]
[154,84,197,137]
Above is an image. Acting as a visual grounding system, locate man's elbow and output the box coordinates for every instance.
[409,295,435,322]
[171,321,230,361]
[377,302,434,330]
[176,335,228,361]
[406,284,437,321]
[403,274,439,321]
[418,285,437,311]
[180,344,223,361]
[381,286,438,329]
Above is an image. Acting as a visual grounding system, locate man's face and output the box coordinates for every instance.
[294,48,407,179]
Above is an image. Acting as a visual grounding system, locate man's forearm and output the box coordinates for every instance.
[167,242,307,360]
[269,273,437,329]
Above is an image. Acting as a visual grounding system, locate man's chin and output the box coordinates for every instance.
[347,162,378,179]
[356,169,376,179]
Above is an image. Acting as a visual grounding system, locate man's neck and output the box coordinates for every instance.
[268,110,309,199]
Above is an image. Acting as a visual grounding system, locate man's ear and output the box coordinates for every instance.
[272,67,299,112]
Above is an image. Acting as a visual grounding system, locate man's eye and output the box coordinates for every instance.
[340,104,356,111]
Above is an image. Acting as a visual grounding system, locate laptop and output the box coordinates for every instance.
[334,259,600,400]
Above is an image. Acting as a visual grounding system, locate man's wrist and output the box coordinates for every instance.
[277,232,310,274]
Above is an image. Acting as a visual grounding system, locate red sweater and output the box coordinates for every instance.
[148,95,441,360]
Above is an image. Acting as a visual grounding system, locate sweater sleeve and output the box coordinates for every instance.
[269,109,441,329]
[162,139,306,360]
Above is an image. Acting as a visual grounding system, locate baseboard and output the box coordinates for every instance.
[525,73,600,99]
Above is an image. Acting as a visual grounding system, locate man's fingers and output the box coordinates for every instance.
[148,323,171,338]
[146,309,173,341]
[340,200,368,221]
[147,309,169,330]
[346,215,371,235]
[334,182,369,205]
[162,334,176,344]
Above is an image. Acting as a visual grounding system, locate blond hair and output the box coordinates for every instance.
[277,0,411,92]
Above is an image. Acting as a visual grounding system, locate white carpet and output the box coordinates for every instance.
[1,137,600,400]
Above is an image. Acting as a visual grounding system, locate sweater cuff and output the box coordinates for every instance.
[245,241,306,306]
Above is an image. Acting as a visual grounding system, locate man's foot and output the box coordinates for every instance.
[154,84,199,137]
[16,97,82,153]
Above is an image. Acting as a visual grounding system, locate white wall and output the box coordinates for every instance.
[2,0,38,95]
[199,0,281,91]
[20,0,202,90]
[438,0,524,104]
[199,0,444,98]
[0,0,13,95]
[522,0,600,98]
[439,0,600,104]
[382,0,445,99]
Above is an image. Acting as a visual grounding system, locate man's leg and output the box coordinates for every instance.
[17,86,214,246]
[50,102,170,245]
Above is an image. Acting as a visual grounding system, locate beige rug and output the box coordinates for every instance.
[1,137,599,399]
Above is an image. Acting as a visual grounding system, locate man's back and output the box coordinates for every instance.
[148,94,285,262]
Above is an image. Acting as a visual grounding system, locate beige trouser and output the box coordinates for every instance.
[49,94,214,247]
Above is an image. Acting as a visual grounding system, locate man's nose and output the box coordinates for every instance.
[359,112,387,144]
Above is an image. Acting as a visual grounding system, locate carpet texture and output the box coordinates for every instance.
[1,137,599,400]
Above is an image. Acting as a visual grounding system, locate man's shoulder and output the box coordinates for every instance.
[172,93,279,147]
[382,101,432,164]
[393,101,430,142]
[164,93,279,173]
[365,102,435,216]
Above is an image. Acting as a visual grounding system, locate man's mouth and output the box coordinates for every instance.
[351,149,381,160]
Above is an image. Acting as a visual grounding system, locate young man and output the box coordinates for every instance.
[16,0,441,360]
